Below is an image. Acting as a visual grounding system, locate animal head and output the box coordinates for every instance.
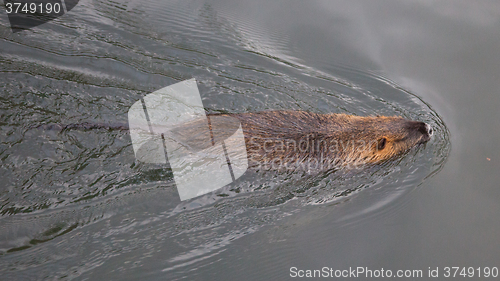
[331,114,432,165]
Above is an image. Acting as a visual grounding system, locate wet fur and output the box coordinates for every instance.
[35,110,431,170]
[222,111,431,170]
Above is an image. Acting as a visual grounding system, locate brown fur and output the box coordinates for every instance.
[218,110,432,170]
[35,110,431,171]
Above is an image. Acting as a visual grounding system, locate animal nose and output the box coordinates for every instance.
[416,122,432,136]
[425,123,433,136]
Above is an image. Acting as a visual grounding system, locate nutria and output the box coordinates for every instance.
[213,110,432,171]
[34,110,432,171]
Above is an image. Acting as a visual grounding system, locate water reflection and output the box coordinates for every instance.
[0,0,458,280]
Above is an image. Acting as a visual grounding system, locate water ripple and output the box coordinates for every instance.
[0,0,449,279]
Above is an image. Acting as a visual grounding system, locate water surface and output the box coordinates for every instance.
[1,0,498,280]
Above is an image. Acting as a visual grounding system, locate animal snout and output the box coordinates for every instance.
[407,121,433,141]
[416,122,433,137]
[424,123,433,136]
[416,122,433,143]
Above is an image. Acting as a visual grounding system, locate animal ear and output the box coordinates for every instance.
[377,138,387,150]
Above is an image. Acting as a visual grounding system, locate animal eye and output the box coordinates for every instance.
[378,138,387,150]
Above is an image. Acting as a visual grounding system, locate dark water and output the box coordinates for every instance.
[0,0,498,280]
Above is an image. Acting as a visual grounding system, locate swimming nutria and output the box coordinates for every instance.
[214,110,432,171]
[35,110,432,171]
